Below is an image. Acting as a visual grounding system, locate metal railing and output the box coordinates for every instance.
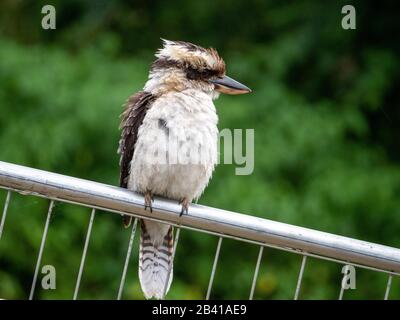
[0,160,399,299]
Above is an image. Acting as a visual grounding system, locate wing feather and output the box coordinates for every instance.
[118,91,155,188]
[118,91,155,227]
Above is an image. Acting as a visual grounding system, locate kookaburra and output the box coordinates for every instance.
[118,39,251,299]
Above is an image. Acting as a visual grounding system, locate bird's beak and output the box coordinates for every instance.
[210,75,252,95]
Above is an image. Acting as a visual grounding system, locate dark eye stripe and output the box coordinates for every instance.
[186,67,218,80]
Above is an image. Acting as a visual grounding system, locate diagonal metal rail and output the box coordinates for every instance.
[1,161,399,276]
[1,160,400,300]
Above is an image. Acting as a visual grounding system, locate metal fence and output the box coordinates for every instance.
[0,160,399,300]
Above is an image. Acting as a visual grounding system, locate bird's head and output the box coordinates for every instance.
[144,39,251,98]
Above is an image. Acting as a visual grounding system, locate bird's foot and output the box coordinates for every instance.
[179,198,190,217]
[123,215,132,228]
[144,190,154,213]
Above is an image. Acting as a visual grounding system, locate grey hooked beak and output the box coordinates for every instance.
[210,75,251,95]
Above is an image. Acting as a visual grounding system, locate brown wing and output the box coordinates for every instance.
[118,91,155,189]
[118,91,155,228]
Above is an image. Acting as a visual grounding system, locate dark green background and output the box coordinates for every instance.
[0,0,399,299]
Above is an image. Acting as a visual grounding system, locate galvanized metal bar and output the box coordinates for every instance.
[0,190,11,240]
[29,200,55,300]
[163,227,181,299]
[206,237,223,300]
[1,161,400,274]
[73,208,96,300]
[117,218,138,300]
[294,255,307,300]
[384,274,393,300]
[249,246,264,300]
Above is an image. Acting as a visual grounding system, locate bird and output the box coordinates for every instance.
[118,39,251,299]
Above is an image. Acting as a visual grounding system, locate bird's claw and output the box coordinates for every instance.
[179,198,189,217]
[144,191,153,213]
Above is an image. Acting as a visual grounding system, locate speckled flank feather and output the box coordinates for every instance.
[139,220,173,299]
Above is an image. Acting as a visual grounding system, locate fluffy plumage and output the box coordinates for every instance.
[118,40,229,299]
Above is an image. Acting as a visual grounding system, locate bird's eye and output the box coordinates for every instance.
[202,69,215,78]
[186,67,199,80]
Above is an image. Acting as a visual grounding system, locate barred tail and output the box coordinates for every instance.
[139,220,173,299]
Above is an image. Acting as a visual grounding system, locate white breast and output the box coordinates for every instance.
[128,89,218,202]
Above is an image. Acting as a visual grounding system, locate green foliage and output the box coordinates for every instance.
[0,0,400,299]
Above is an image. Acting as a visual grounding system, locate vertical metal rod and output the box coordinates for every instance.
[0,191,11,240]
[29,200,55,300]
[249,246,264,300]
[73,208,96,300]
[384,274,393,300]
[162,227,181,299]
[294,255,307,300]
[206,237,223,300]
[117,218,138,300]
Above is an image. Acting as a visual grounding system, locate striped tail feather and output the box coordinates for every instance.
[139,220,174,299]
